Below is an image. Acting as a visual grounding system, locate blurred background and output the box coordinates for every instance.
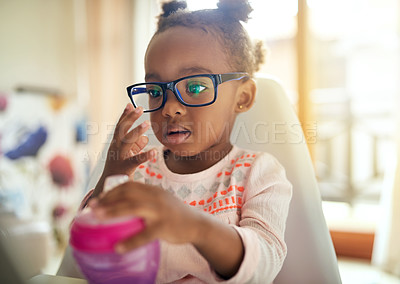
[0,0,399,283]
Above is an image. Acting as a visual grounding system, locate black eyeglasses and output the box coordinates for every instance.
[126,72,249,112]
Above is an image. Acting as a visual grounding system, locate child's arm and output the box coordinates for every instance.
[190,211,245,279]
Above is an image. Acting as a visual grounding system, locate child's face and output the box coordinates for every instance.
[145,26,242,157]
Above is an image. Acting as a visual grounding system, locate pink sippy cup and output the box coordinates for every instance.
[70,175,160,284]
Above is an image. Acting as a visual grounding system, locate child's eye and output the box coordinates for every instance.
[186,82,207,97]
[147,86,162,98]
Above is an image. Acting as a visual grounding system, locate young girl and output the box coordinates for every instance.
[83,1,292,283]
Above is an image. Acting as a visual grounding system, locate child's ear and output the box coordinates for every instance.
[235,78,256,113]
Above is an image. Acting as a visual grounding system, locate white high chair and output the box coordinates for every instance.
[233,75,341,283]
[58,75,342,283]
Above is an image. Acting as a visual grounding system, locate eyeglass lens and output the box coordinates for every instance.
[130,76,215,111]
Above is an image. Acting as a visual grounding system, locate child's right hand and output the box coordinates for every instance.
[93,104,156,198]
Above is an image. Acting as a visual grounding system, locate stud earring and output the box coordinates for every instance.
[239,105,243,109]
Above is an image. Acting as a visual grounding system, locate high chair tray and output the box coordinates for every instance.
[29,274,87,284]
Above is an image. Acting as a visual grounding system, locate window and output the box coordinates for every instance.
[186,0,400,224]
[309,0,399,205]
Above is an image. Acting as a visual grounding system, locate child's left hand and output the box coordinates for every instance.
[89,181,201,253]
[89,181,245,279]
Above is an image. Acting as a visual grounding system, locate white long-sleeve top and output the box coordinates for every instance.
[80,145,292,283]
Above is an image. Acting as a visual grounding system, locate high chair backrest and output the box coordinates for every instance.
[233,75,341,283]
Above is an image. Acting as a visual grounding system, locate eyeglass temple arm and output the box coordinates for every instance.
[218,73,249,84]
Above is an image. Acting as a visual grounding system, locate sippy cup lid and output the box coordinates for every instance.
[70,211,145,253]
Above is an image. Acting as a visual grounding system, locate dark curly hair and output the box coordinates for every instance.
[152,0,265,78]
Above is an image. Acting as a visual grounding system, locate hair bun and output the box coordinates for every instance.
[217,0,253,23]
[160,1,187,18]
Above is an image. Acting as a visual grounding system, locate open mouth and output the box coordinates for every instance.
[164,126,192,145]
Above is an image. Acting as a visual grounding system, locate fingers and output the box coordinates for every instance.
[108,104,153,167]
[91,181,155,211]
[93,200,158,223]
[114,106,144,142]
[116,103,133,126]
[125,148,156,167]
[127,135,149,156]
[119,121,150,157]
[118,149,156,173]
[88,182,196,251]
[91,199,141,220]
[89,188,159,253]
[113,105,151,160]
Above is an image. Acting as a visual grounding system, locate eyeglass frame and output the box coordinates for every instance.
[126,72,249,113]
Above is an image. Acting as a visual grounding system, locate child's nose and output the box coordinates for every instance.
[161,89,186,117]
